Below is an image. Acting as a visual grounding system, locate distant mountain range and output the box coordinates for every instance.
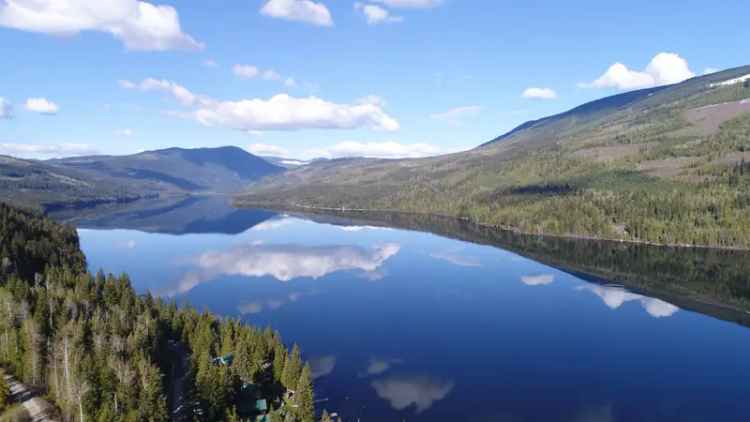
[0,146,283,210]
[239,65,750,249]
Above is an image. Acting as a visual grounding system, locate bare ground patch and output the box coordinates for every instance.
[684,100,750,136]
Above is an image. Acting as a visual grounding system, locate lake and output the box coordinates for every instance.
[54,196,750,422]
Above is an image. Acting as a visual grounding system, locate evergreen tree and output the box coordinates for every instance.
[295,364,315,422]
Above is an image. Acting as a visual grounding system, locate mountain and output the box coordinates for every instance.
[1,146,284,210]
[51,146,283,193]
[239,65,750,249]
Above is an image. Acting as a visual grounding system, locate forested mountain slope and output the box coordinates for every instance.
[1,147,284,210]
[240,65,750,249]
[0,203,318,422]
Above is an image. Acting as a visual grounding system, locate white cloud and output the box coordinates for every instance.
[124,78,397,132]
[0,0,202,51]
[194,94,400,132]
[521,274,555,286]
[0,98,12,119]
[0,143,98,159]
[430,105,481,126]
[119,78,208,107]
[521,87,558,100]
[115,128,133,136]
[373,0,442,8]
[371,375,454,413]
[233,64,259,79]
[581,52,695,91]
[25,98,59,114]
[703,67,719,75]
[233,65,296,88]
[578,285,679,318]
[304,141,441,159]
[260,0,333,27]
[170,242,400,295]
[262,69,282,81]
[202,59,218,68]
[355,3,403,25]
[247,143,289,157]
[357,95,387,107]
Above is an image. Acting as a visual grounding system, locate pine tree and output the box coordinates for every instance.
[0,373,9,411]
[295,364,315,422]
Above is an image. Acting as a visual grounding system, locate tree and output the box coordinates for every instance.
[0,373,9,411]
[295,364,315,422]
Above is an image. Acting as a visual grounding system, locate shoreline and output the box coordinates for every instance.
[234,201,750,252]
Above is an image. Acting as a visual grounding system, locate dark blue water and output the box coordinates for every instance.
[67,197,750,422]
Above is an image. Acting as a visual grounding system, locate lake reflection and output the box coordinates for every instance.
[62,197,750,421]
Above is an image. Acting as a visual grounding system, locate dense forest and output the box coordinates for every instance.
[0,204,325,422]
[240,67,750,249]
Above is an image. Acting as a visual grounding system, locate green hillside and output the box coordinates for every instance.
[239,65,750,249]
[0,146,284,210]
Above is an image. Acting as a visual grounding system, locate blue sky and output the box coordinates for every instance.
[0,0,748,160]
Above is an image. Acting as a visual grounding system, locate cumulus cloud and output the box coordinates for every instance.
[373,0,442,8]
[371,375,454,413]
[170,242,400,295]
[195,94,400,132]
[522,87,558,100]
[0,98,12,119]
[304,141,442,159]
[581,53,695,91]
[0,0,202,51]
[122,77,398,132]
[247,143,290,157]
[521,274,555,286]
[0,143,98,159]
[260,0,333,27]
[578,285,679,318]
[25,98,59,114]
[430,105,481,126]
[355,3,403,25]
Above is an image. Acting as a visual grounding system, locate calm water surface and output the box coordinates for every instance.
[63,197,750,422]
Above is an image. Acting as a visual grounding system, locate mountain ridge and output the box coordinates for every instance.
[238,65,750,249]
[1,146,284,210]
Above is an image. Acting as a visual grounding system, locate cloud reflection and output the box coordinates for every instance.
[578,285,679,318]
[237,291,310,315]
[371,375,454,413]
[430,250,481,267]
[364,357,403,376]
[310,355,337,379]
[521,274,555,286]
[171,242,400,295]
